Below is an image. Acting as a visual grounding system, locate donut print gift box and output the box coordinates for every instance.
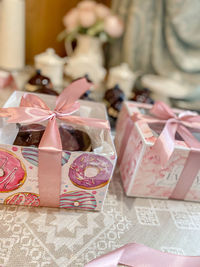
[0,79,116,211]
[115,101,200,202]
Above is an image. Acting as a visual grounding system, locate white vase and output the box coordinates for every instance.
[64,35,106,85]
[75,35,104,65]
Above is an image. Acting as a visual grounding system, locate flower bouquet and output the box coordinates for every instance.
[58,0,124,43]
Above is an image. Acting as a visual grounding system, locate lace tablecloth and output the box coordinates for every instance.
[0,89,200,267]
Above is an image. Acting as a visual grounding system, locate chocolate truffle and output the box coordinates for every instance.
[104,84,125,127]
[25,70,58,95]
[59,124,92,152]
[13,124,45,147]
[13,123,92,152]
[130,88,154,104]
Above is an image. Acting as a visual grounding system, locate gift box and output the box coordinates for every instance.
[115,101,200,201]
[0,78,116,211]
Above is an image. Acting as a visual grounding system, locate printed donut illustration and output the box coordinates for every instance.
[4,192,40,207]
[69,153,113,189]
[22,147,70,166]
[0,149,26,192]
[60,191,97,210]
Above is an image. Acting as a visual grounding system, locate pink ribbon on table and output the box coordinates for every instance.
[0,77,110,207]
[85,243,200,267]
[132,101,200,200]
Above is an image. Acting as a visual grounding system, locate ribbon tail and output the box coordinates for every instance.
[152,119,178,166]
[169,124,200,199]
[85,245,125,267]
[178,124,200,149]
[58,115,110,129]
[38,117,62,207]
[85,243,200,267]
[170,150,200,200]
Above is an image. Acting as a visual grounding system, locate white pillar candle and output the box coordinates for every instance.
[0,0,25,70]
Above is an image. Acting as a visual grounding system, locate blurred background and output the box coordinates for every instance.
[0,0,200,124]
[25,0,111,64]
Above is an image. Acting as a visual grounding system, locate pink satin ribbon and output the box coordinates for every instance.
[117,117,135,165]
[85,243,200,267]
[132,102,200,165]
[132,101,200,200]
[0,77,110,207]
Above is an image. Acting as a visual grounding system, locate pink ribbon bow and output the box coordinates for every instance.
[132,101,200,165]
[85,243,200,267]
[0,77,110,207]
[132,101,200,200]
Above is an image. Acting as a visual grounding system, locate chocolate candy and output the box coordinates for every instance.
[13,124,45,147]
[25,69,58,96]
[13,123,92,152]
[104,84,125,127]
[130,88,154,104]
[59,124,92,151]
[104,84,125,118]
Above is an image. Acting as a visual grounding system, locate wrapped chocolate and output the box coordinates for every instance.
[0,78,116,211]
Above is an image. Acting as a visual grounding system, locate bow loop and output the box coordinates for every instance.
[0,107,53,124]
[0,77,109,130]
[21,93,50,110]
[150,101,176,120]
[177,111,200,129]
[55,78,92,113]
[55,101,80,117]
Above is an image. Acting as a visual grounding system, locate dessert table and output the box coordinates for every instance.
[0,86,200,267]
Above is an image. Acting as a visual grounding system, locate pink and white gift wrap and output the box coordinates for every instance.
[0,90,116,211]
[115,101,200,202]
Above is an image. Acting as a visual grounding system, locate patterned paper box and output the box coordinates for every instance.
[0,91,116,211]
[115,101,200,202]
